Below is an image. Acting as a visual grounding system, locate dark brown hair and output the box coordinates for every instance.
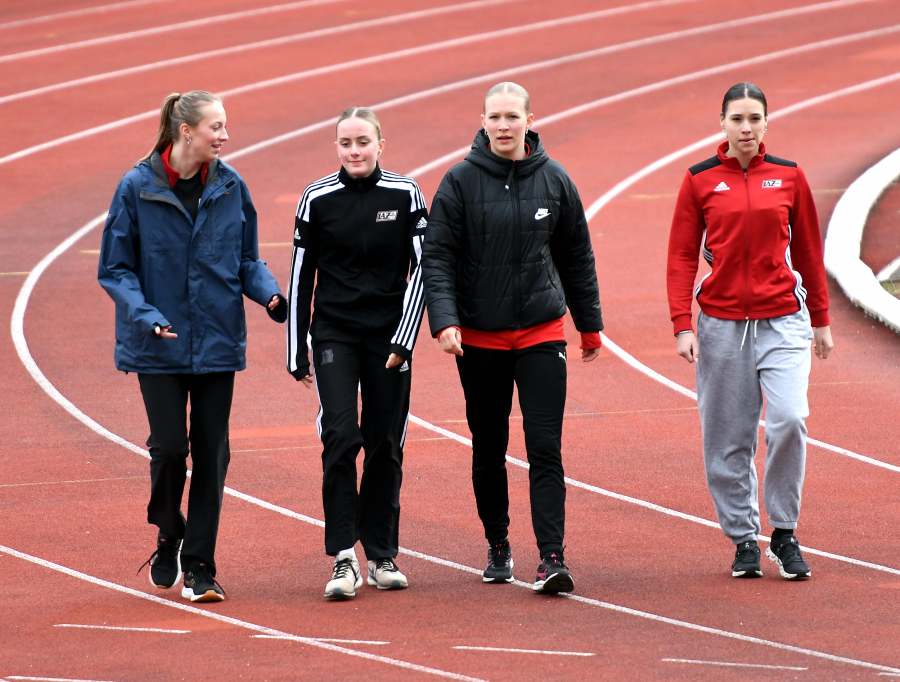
[721,82,767,117]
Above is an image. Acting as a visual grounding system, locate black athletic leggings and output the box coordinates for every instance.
[138,372,234,575]
[455,341,567,557]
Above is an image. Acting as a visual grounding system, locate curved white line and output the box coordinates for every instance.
[0,0,171,31]
[0,0,877,163]
[825,147,900,332]
[11,27,900,578]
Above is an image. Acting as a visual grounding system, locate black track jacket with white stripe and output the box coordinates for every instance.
[286,165,428,380]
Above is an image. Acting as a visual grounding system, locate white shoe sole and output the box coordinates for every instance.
[367,574,408,590]
[148,550,181,589]
[533,571,575,594]
[766,547,811,580]
[181,586,224,602]
[482,558,514,583]
[325,576,363,600]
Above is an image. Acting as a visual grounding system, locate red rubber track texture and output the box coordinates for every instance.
[2,0,900,680]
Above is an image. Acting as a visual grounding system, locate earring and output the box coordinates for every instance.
[187,137,192,145]
[764,127,768,132]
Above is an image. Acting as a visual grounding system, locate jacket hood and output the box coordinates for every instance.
[465,128,549,182]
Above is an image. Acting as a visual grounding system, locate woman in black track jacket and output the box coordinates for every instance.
[422,82,603,595]
[286,107,427,600]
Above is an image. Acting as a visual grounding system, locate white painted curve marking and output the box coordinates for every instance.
[0,545,490,682]
[453,646,595,656]
[0,0,170,31]
[0,0,877,163]
[9,27,900,575]
[0,0,686,99]
[54,623,189,633]
[662,659,808,671]
[824,146,900,333]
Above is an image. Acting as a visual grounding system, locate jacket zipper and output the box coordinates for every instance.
[510,161,521,325]
[743,167,751,322]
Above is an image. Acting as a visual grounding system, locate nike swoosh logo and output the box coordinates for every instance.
[535,209,550,220]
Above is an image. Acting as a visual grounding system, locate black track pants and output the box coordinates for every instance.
[312,331,411,558]
[137,372,234,574]
[455,341,567,556]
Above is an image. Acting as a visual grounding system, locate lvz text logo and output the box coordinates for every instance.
[376,210,399,222]
[762,179,782,188]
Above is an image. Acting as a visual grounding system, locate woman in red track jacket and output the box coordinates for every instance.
[667,83,833,582]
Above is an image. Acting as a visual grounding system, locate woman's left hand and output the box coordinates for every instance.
[386,353,404,368]
[268,294,283,311]
[582,347,601,362]
[813,325,833,360]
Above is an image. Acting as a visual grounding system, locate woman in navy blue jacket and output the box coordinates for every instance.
[99,90,286,602]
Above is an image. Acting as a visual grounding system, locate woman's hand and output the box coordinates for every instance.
[154,325,177,339]
[300,374,313,389]
[582,347,601,362]
[386,353,404,368]
[268,294,283,311]
[438,327,464,356]
[813,325,833,360]
[676,331,698,363]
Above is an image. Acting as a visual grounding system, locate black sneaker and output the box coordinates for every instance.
[731,540,763,578]
[182,563,226,602]
[532,551,574,594]
[483,539,514,583]
[766,534,811,580]
[137,535,182,589]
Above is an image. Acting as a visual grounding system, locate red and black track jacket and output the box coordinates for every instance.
[667,142,830,335]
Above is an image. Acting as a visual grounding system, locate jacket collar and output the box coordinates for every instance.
[148,150,219,190]
[717,140,767,171]
[465,128,549,180]
[338,163,382,189]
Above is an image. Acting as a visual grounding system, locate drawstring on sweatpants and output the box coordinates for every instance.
[739,318,759,351]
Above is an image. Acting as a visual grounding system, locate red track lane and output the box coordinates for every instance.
[3,1,900,680]
[862,180,900,274]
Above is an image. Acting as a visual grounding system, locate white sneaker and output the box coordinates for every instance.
[367,558,409,590]
[325,557,362,600]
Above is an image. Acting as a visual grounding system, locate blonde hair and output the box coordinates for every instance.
[335,106,382,139]
[483,82,530,114]
[140,90,222,162]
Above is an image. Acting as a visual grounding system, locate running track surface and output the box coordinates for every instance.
[2,1,900,680]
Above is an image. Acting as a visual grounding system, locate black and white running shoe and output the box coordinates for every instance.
[766,535,811,580]
[182,563,226,602]
[137,535,182,589]
[532,551,574,594]
[483,539,514,583]
[731,540,763,578]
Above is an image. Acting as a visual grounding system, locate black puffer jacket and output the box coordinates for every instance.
[423,129,603,335]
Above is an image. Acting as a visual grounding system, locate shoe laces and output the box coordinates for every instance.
[333,557,356,580]
[775,538,804,565]
[542,552,567,569]
[136,539,179,576]
[188,563,227,598]
[488,541,511,567]
[735,542,758,564]
[375,558,398,573]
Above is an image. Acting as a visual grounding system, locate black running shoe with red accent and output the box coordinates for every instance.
[483,539,514,583]
[766,534,811,580]
[137,535,182,589]
[182,563,226,602]
[532,551,574,594]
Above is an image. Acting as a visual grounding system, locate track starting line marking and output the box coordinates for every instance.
[662,658,808,671]
[54,623,189,634]
[453,646,594,657]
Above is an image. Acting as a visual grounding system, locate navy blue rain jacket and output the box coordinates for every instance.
[98,153,286,374]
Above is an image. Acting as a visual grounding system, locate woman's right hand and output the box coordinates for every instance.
[300,374,314,388]
[154,325,177,339]
[438,327,464,356]
[676,331,698,363]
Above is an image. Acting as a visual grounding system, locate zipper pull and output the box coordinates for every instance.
[744,169,748,180]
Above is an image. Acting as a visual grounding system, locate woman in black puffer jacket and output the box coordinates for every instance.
[422,82,603,595]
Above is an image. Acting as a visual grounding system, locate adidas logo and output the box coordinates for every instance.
[713,182,730,191]
[399,361,409,372]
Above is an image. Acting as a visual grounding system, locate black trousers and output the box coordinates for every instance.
[137,372,234,575]
[312,327,410,558]
[455,341,567,557]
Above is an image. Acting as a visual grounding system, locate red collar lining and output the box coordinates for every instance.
[161,143,209,188]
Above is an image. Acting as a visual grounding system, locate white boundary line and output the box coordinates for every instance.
[53,623,189,633]
[254,635,389,645]
[661,658,808,670]
[0,0,171,31]
[2,541,898,674]
[0,0,689,89]
[453,646,595,656]
[0,0,878,163]
[875,255,900,283]
[0,544,490,682]
[824,147,900,333]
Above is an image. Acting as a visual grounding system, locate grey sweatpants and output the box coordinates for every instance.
[696,309,813,544]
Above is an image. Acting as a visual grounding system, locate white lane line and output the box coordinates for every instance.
[453,646,594,657]
[662,658,808,670]
[254,635,389,645]
[54,623,189,633]
[0,0,352,62]
[0,0,171,31]
[0,546,490,682]
[876,255,900,283]
[0,0,873,163]
[6,677,126,682]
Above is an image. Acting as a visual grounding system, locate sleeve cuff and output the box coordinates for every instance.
[289,367,311,382]
[579,332,602,349]
[389,343,412,360]
[267,295,288,323]
[809,309,830,327]
[672,314,694,336]
[435,326,460,338]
